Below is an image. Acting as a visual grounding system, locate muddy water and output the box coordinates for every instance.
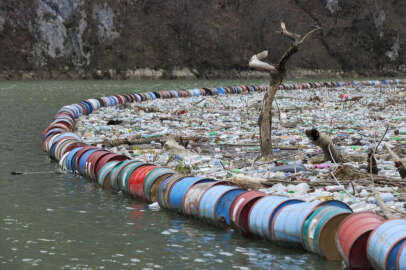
[0,80,342,269]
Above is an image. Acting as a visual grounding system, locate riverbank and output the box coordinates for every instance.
[1,67,405,81]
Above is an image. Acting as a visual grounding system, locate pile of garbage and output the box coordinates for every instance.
[41,79,406,269]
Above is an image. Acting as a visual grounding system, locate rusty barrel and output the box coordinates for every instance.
[336,212,385,269]
[157,174,185,209]
[97,161,121,187]
[302,205,352,260]
[182,181,229,218]
[169,177,215,212]
[143,168,175,202]
[229,191,266,235]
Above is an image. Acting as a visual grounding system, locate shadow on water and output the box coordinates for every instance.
[0,80,343,269]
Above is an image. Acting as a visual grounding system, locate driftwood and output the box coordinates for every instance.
[94,135,208,147]
[333,165,405,187]
[305,128,345,163]
[367,148,379,175]
[230,174,336,191]
[374,192,395,219]
[384,143,406,178]
[248,22,320,161]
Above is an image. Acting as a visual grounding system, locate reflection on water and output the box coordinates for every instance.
[0,80,343,269]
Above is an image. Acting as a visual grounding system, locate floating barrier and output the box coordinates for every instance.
[41,79,406,268]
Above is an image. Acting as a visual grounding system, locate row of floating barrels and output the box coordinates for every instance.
[42,80,406,270]
[279,79,406,90]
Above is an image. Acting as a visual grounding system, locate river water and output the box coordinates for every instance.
[0,80,343,270]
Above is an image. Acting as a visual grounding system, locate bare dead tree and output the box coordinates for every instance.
[249,22,320,160]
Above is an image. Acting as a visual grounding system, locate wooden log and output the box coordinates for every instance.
[384,143,406,178]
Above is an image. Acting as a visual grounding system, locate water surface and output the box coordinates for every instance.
[0,80,343,269]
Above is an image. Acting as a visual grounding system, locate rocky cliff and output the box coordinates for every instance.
[0,0,405,80]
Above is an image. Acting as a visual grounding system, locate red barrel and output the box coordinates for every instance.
[336,212,385,269]
[95,153,129,179]
[128,165,157,198]
[229,191,266,235]
[85,150,110,180]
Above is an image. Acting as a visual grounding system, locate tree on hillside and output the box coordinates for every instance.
[249,22,320,160]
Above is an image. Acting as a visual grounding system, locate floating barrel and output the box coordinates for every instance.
[157,174,185,209]
[182,181,228,217]
[65,147,83,171]
[109,160,138,190]
[128,165,157,198]
[97,161,120,187]
[229,191,266,235]
[143,168,175,202]
[272,200,351,245]
[78,149,100,176]
[58,152,70,171]
[94,153,129,179]
[85,151,110,180]
[336,212,385,270]
[249,196,303,240]
[169,177,215,212]
[118,162,146,192]
[199,185,245,226]
[302,205,352,260]
[398,241,406,270]
[367,219,406,270]
[74,146,98,172]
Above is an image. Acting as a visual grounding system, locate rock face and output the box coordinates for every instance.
[0,0,405,79]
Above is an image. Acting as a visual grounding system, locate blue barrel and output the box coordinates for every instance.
[217,88,225,95]
[157,174,185,209]
[199,185,244,225]
[143,168,175,202]
[170,90,179,98]
[78,149,99,176]
[367,219,406,270]
[398,241,406,269]
[169,177,213,212]
[97,161,120,186]
[272,199,352,245]
[147,92,156,100]
[65,147,83,171]
[248,196,303,240]
[214,187,245,225]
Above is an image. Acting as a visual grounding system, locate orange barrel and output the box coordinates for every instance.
[336,212,385,269]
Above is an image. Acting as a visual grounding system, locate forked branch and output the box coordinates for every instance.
[248,50,277,73]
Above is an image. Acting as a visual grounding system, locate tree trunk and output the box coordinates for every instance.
[259,77,282,160]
